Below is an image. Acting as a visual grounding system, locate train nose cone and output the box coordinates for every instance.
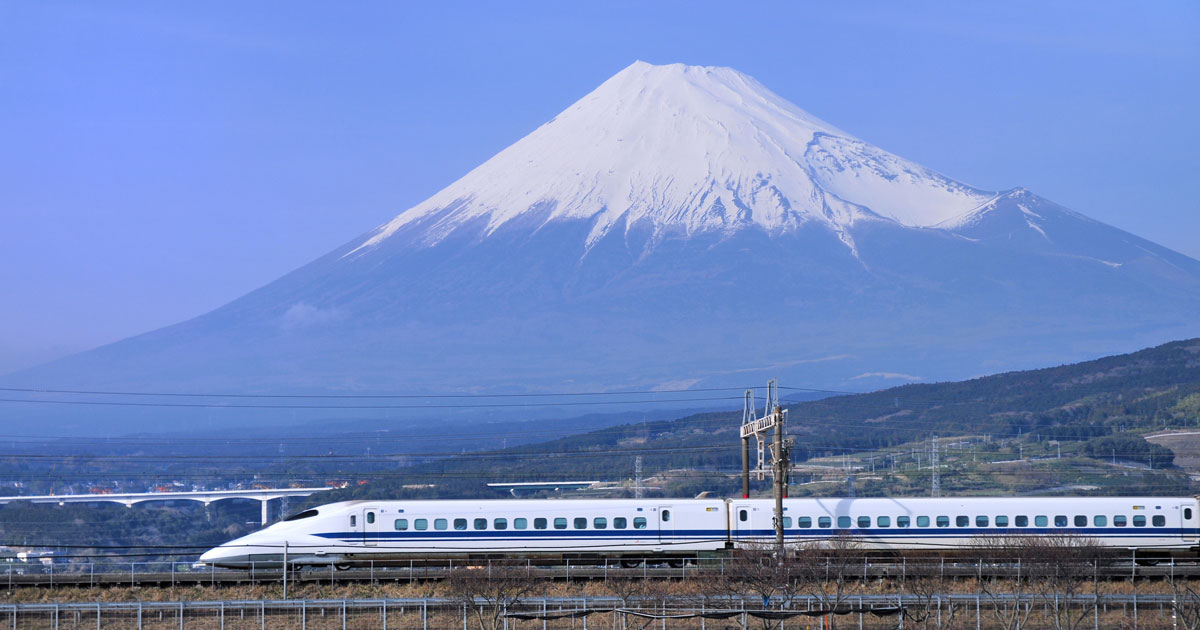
[198,547,219,565]
[199,544,248,568]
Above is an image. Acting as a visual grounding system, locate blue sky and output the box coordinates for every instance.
[1,1,1197,374]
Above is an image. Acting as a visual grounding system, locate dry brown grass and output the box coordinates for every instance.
[1,574,1188,604]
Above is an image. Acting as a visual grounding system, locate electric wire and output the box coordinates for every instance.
[0,384,857,398]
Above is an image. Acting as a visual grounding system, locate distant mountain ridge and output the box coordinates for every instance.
[322,337,1200,500]
[5,61,1200,435]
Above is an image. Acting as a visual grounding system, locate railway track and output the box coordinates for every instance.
[6,559,1200,589]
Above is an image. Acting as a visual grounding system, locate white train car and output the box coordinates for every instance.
[731,496,1200,554]
[200,498,728,568]
[199,496,1200,569]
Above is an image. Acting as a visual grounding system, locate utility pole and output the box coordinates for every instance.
[741,391,753,499]
[283,541,288,600]
[740,379,789,556]
[768,380,786,555]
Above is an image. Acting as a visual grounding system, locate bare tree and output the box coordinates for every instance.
[1169,574,1200,630]
[974,537,1035,630]
[1021,535,1104,630]
[900,553,961,630]
[445,559,539,630]
[605,571,676,630]
[792,534,864,630]
[708,544,812,630]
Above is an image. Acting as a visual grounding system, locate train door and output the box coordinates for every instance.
[362,509,379,546]
[657,505,674,543]
[348,511,361,543]
[734,504,751,539]
[1182,503,1197,542]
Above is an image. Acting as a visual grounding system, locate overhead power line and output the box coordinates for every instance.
[0,395,748,410]
[0,384,857,399]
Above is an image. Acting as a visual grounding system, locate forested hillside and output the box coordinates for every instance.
[329,338,1200,501]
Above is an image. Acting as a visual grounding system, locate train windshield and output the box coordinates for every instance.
[283,509,319,522]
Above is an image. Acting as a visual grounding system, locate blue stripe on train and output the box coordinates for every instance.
[314,526,1200,541]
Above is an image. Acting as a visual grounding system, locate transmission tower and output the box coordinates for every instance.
[930,434,941,498]
[634,456,644,499]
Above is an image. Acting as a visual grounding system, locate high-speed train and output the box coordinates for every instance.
[199,496,1200,568]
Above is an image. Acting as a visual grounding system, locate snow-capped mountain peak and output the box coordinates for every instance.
[349,61,995,256]
[9,62,1200,436]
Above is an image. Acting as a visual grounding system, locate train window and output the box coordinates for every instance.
[534,518,548,530]
[857,516,870,528]
[995,516,1008,527]
[936,516,949,528]
[454,518,467,530]
[514,518,528,530]
[1054,515,1068,527]
[614,517,627,529]
[594,517,607,529]
[976,516,988,527]
[554,518,567,529]
[896,516,910,528]
[633,517,647,529]
[474,518,487,530]
[837,516,851,528]
[956,516,968,527]
[415,519,428,531]
[1074,516,1087,527]
[778,516,789,528]
[739,510,748,522]
[1114,515,1127,527]
[818,517,832,528]
[494,518,507,530]
[878,516,890,527]
[916,516,930,527]
[367,512,375,524]
[798,516,812,528]
[1093,516,1107,527]
[662,510,671,522]
[1035,516,1048,527]
[1186,508,1193,520]
[1153,515,1166,527]
[435,519,448,531]
[350,515,357,527]
[1133,515,1146,527]
[394,519,408,531]
[574,517,587,529]
[1015,515,1028,527]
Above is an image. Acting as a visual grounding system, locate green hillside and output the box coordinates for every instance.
[328,338,1200,502]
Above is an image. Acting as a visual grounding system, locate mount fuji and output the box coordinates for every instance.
[7,61,1200,432]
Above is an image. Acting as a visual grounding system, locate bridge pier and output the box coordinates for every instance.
[261,499,268,526]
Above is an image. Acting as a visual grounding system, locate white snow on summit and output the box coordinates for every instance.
[351,61,996,256]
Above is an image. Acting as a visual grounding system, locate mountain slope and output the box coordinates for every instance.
[5,62,1200,435]
[321,338,1200,500]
